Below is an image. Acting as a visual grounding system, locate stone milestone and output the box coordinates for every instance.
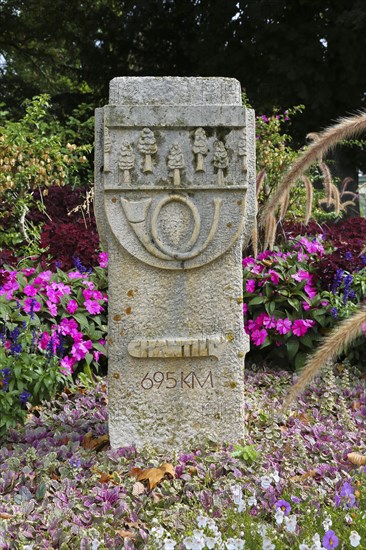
[94,77,255,450]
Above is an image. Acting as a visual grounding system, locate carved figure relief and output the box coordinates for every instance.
[138,128,157,173]
[238,135,247,172]
[213,141,228,185]
[103,127,111,173]
[192,128,208,172]
[167,143,185,186]
[118,142,135,183]
[128,335,226,359]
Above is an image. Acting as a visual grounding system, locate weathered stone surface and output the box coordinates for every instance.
[94,77,255,451]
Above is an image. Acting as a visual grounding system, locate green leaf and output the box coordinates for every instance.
[286,339,299,360]
[295,352,308,371]
[248,296,265,306]
[300,333,315,348]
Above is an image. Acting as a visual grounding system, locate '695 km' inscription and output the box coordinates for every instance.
[140,371,213,390]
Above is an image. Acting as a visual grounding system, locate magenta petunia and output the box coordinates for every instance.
[251,328,268,346]
[66,299,78,314]
[71,339,93,361]
[268,269,280,284]
[304,284,317,299]
[263,315,276,329]
[99,252,108,268]
[23,298,41,314]
[276,318,292,335]
[84,299,104,315]
[23,284,38,297]
[46,300,58,317]
[292,319,314,337]
[60,355,76,375]
[292,269,311,282]
[245,279,256,293]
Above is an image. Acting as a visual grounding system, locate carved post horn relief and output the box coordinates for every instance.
[104,125,248,270]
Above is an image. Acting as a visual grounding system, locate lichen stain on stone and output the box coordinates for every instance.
[113,314,121,321]
[112,197,117,203]
[113,373,120,379]
[125,307,132,315]
[127,289,134,297]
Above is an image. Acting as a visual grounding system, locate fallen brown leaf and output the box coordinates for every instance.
[131,462,175,490]
[347,452,366,466]
[115,530,136,540]
[0,513,13,520]
[290,469,317,483]
[82,433,110,452]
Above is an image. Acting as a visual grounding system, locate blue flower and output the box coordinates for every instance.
[331,307,338,318]
[73,257,92,274]
[10,342,22,355]
[332,269,344,295]
[19,390,31,404]
[0,368,11,391]
[9,326,20,342]
[345,251,353,261]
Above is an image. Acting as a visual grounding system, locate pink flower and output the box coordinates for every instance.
[242,303,248,316]
[22,267,36,276]
[60,356,76,375]
[23,298,41,314]
[299,237,324,256]
[302,301,311,311]
[268,270,280,284]
[292,319,315,337]
[362,323,366,335]
[263,315,276,329]
[321,300,329,307]
[304,284,317,299]
[93,350,102,362]
[84,300,104,315]
[99,252,108,268]
[47,300,57,317]
[82,281,95,290]
[34,270,52,285]
[66,299,78,314]
[92,290,103,301]
[68,271,85,279]
[38,332,51,350]
[71,339,93,361]
[58,318,79,337]
[24,284,38,297]
[0,278,19,299]
[297,251,309,262]
[246,279,256,293]
[242,257,256,267]
[251,328,268,346]
[292,270,311,282]
[276,318,292,335]
[46,282,71,303]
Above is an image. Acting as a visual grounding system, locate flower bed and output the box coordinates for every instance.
[0,368,365,548]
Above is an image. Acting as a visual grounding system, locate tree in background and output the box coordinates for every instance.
[1,0,365,176]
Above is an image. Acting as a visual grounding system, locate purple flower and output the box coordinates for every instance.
[322,530,339,549]
[339,481,356,508]
[345,251,353,260]
[331,307,338,319]
[332,269,344,294]
[275,499,291,515]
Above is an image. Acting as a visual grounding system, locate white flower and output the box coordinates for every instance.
[260,476,272,489]
[163,539,177,550]
[311,533,322,550]
[299,544,311,550]
[91,541,101,550]
[231,484,245,512]
[205,537,218,549]
[150,525,166,539]
[322,515,332,531]
[345,513,353,524]
[247,494,257,507]
[350,531,361,548]
[257,524,267,537]
[183,536,205,550]
[206,517,220,536]
[284,515,297,534]
[226,538,245,550]
[262,536,275,550]
[271,471,280,483]
[197,513,209,529]
[274,507,285,525]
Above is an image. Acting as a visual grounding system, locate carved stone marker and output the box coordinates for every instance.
[94,77,255,450]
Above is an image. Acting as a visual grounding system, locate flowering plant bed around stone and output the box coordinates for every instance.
[0,368,365,549]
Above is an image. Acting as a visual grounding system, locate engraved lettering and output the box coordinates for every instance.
[166,371,177,388]
[141,372,153,389]
[181,372,193,389]
[193,371,213,389]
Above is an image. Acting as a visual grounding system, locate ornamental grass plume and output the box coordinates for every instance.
[302,175,313,225]
[284,304,366,408]
[260,110,366,226]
